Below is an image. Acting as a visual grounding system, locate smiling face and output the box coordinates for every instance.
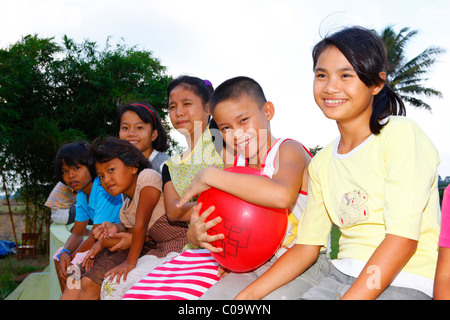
[60,160,92,193]
[313,46,384,127]
[95,158,138,198]
[168,85,210,139]
[212,94,274,165]
[119,110,157,159]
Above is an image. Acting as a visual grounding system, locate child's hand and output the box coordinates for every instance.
[104,260,136,284]
[217,265,231,279]
[108,232,133,252]
[82,240,104,271]
[177,167,216,208]
[187,202,224,253]
[92,225,106,240]
[58,252,72,281]
[92,221,118,240]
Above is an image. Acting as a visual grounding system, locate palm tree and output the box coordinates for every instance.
[377,25,446,110]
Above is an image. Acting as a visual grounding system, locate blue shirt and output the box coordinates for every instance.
[75,177,122,224]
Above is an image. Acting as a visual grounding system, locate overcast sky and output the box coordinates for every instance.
[1,0,449,177]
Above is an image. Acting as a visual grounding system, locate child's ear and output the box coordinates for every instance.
[151,128,158,142]
[263,102,275,121]
[131,166,138,175]
[372,72,387,96]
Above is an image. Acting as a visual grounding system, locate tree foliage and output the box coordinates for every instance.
[377,25,446,110]
[0,34,172,248]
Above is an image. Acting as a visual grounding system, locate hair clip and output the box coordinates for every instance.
[204,79,212,87]
[131,103,157,127]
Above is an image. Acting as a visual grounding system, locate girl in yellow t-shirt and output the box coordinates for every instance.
[235,26,440,300]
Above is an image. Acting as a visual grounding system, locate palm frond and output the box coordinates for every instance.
[396,84,443,98]
[377,25,445,110]
[399,95,432,110]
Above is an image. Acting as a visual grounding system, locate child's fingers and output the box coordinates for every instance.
[177,185,197,208]
[109,232,130,252]
[82,256,93,270]
[190,202,203,219]
[198,204,216,222]
[92,226,104,239]
[176,196,189,209]
[217,266,230,278]
[202,242,224,254]
[105,270,117,283]
[178,183,210,209]
[204,232,224,245]
[82,250,92,267]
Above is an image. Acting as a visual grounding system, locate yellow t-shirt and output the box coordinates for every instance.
[297,117,441,284]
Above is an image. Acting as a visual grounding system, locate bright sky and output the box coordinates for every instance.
[1,0,449,177]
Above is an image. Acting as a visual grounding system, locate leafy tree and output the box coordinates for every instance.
[0,35,69,237]
[51,36,171,140]
[308,145,322,157]
[0,35,172,251]
[377,25,446,110]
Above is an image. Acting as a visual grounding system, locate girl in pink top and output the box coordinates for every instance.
[434,185,450,299]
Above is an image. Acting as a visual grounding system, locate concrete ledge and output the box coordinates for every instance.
[5,271,50,300]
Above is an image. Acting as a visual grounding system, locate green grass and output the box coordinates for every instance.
[0,255,48,300]
[330,225,341,260]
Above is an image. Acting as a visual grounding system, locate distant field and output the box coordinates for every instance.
[0,202,27,214]
[0,202,27,242]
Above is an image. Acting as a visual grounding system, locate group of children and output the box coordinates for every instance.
[49,26,450,300]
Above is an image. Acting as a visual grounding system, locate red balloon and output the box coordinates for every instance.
[198,166,288,272]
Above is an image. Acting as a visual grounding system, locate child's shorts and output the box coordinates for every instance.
[300,264,432,300]
[81,242,153,286]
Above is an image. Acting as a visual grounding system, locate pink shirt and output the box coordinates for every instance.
[439,186,450,247]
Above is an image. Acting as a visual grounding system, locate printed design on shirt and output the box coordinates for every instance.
[101,280,116,299]
[338,189,369,227]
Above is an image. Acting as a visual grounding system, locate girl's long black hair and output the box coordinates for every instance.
[312,26,406,134]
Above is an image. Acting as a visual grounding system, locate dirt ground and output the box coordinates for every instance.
[0,202,27,243]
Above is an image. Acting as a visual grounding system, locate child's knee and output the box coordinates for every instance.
[81,276,98,290]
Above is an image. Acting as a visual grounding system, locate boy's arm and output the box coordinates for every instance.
[235,244,321,300]
[63,220,89,256]
[178,140,309,209]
